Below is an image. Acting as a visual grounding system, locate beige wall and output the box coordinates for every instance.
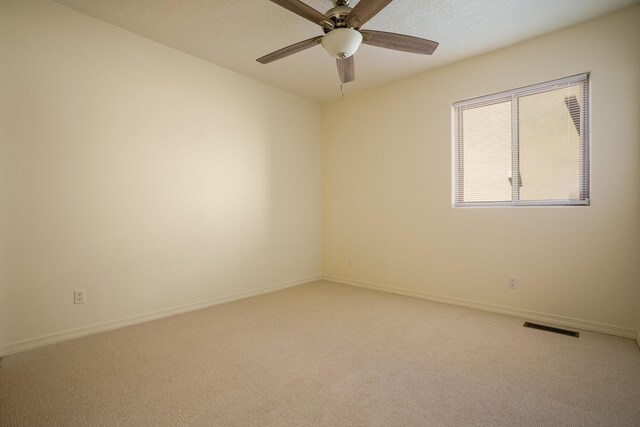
[322,6,640,336]
[0,0,321,352]
[2,0,638,353]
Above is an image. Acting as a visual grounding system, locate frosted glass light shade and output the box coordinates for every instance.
[321,28,362,59]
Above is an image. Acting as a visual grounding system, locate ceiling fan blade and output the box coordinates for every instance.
[269,0,334,29]
[257,36,323,64]
[346,0,394,28]
[360,30,439,55]
[337,56,355,83]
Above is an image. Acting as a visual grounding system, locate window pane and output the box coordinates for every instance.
[462,101,512,203]
[518,83,583,201]
[454,74,589,207]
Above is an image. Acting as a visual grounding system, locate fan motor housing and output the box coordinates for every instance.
[325,5,352,31]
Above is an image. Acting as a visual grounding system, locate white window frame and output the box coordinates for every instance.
[452,73,591,208]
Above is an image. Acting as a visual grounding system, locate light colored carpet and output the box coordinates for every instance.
[1,280,639,426]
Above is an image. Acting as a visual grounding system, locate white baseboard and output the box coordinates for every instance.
[323,275,638,340]
[0,275,321,358]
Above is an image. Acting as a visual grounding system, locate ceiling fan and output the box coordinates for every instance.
[257,0,439,84]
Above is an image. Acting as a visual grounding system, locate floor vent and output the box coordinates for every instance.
[523,322,579,338]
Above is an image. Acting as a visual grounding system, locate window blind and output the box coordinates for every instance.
[453,73,590,207]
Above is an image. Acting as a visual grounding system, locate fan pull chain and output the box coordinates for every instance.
[341,83,345,101]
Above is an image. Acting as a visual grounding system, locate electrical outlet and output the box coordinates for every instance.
[508,277,518,289]
[74,289,86,304]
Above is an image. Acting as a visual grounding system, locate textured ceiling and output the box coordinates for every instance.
[53,0,639,103]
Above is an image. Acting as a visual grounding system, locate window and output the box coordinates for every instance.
[453,74,590,207]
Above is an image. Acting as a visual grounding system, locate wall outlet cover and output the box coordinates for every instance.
[74,289,86,304]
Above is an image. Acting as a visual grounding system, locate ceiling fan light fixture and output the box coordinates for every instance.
[321,28,362,59]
